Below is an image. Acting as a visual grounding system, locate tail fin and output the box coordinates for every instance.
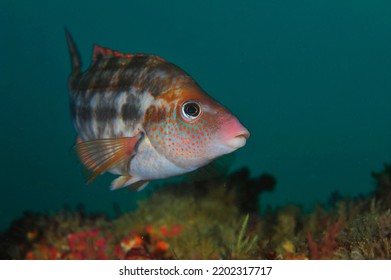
[65,28,81,75]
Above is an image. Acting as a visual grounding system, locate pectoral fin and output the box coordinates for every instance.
[76,135,142,184]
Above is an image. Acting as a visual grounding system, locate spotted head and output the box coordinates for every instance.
[144,71,250,170]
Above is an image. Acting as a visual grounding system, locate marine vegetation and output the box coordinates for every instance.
[1,164,391,260]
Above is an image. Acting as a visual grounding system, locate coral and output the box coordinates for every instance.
[1,163,391,260]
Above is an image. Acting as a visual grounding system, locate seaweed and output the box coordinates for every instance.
[1,163,391,259]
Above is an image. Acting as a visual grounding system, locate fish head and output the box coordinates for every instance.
[144,84,250,170]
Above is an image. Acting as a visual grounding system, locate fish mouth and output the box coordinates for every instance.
[225,129,250,149]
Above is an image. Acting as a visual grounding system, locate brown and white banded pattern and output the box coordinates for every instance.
[66,30,249,190]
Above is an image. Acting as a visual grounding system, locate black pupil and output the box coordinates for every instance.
[185,103,199,117]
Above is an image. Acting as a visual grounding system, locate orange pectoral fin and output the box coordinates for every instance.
[76,134,142,184]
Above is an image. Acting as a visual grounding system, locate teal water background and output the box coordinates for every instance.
[1,0,390,230]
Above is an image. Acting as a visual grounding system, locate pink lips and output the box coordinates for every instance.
[219,116,250,149]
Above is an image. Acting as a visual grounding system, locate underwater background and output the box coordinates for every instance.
[1,0,390,237]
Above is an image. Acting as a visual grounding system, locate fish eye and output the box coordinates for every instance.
[181,101,201,120]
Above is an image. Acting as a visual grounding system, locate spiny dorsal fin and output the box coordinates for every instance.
[92,45,134,62]
[92,45,166,63]
[65,28,81,75]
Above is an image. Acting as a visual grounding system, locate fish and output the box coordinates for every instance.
[65,30,250,191]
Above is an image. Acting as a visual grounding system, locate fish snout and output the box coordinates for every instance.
[219,116,250,150]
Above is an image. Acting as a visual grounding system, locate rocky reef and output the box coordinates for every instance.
[1,164,390,260]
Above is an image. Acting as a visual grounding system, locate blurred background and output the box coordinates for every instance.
[1,0,390,230]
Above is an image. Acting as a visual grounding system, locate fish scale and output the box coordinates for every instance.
[66,29,249,190]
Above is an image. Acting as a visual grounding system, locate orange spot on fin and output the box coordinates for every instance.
[111,175,149,191]
[92,44,134,62]
[76,135,142,184]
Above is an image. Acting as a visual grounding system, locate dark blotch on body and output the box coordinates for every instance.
[77,106,92,121]
[95,107,117,121]
[121,103,140,122]
[121,94,142,122]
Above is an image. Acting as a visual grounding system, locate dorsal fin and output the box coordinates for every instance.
[92,45,166,63]
[92,45,134,62]
[65,28,81,75]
